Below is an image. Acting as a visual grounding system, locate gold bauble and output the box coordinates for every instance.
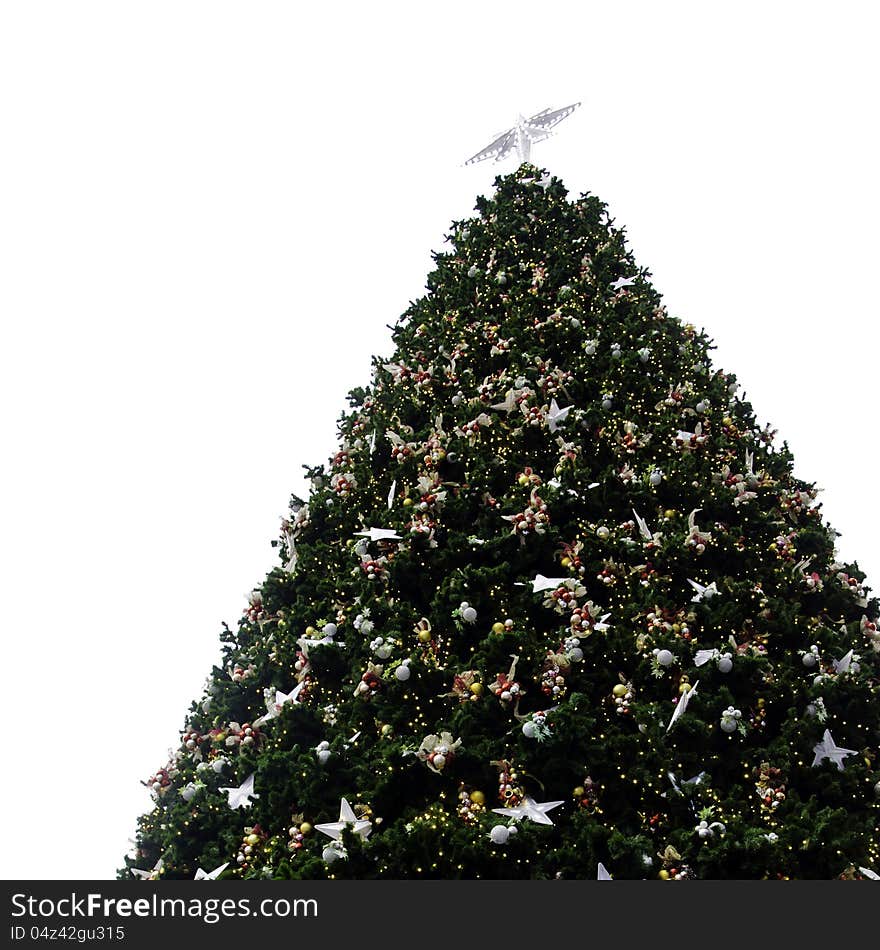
[612,683,627,698]
[560,557,571,568]
[245,834,260,846]
[664,509,677,519]
[469,683,484,697]
[469,791,486,805]
[491,622,506,635]
[573,786,585,798]
[299,822,312,835]
[517,474,530,486]
[402,497,414,507]
[305,626,316,636]
[658,870,670,880]
[417,629,432,643]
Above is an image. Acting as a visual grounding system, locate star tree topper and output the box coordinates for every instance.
[465,103,581,165]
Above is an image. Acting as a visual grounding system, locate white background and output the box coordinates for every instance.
[1,1,877,879]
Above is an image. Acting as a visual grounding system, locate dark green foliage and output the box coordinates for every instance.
[123,166,880,881]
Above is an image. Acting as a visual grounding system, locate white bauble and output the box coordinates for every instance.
[649,470,663,486]
[522,721,538,739]
[601,397,613,409]
[461,606,478,624]
[432,753,446,770]
[375,644,393,660]
[468,265,479,278]
[695,400,708,413]
[717,656,733,674]
[322,623,338,637]
[489,825,511,845]
[720,718,737,734]
[322,846,342,863]
[802,653,817,668]
[395,664,411,682]
[596,526,610,540]
[568,647,584,662]
[316,749,331,765]
[656,649,674,667]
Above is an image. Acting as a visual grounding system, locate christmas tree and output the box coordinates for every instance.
[124,165,880,881]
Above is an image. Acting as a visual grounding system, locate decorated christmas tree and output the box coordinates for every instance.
[123,164,880,881]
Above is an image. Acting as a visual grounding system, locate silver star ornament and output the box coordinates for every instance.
[219,773,259,809]
[811,730,856,771]
[491,795,564,826]
[315,797,373,841]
